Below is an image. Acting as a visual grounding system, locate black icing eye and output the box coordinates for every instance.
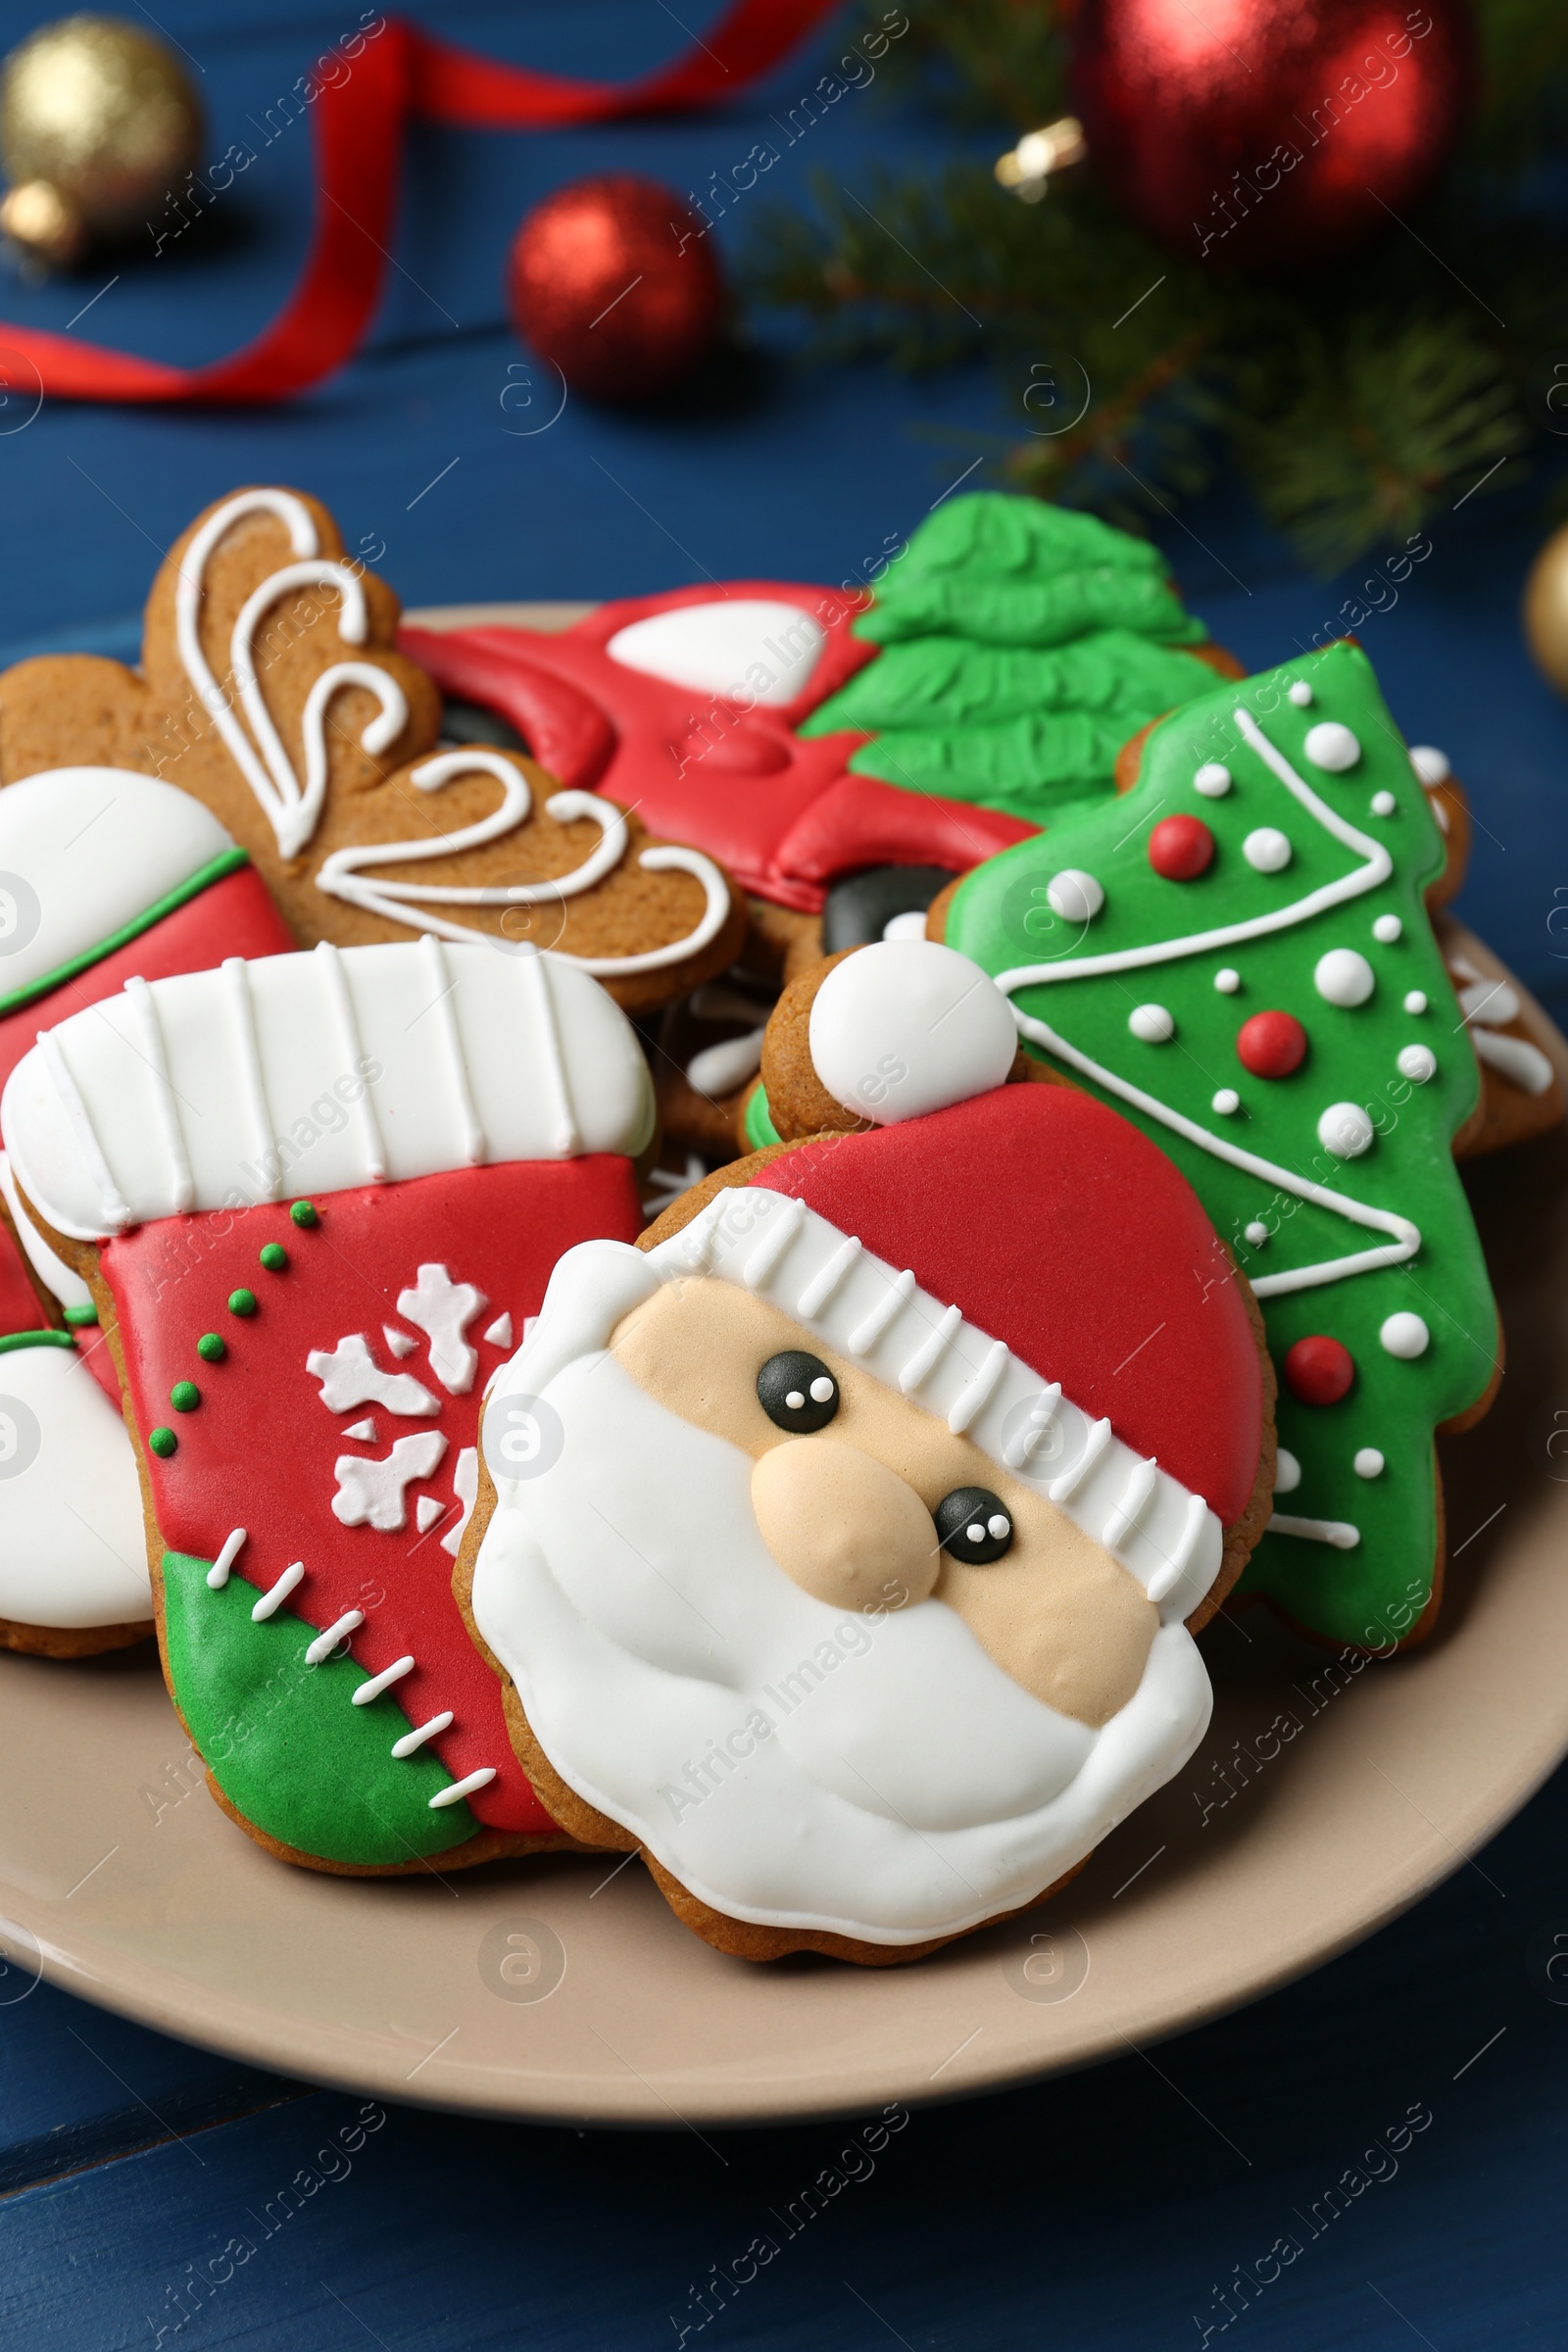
[935,1487,1013,1564]
[758,1350,840,1434]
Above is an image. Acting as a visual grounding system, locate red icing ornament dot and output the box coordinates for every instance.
[1148,813,1215,880]
[1283,1335,1355,1406]
[1237,1010,1307,1079]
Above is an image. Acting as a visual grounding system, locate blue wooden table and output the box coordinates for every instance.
[3,7,1568,2344]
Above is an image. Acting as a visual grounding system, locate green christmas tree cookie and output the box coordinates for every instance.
[943,638,1499,1650]
[801,494,1225,826]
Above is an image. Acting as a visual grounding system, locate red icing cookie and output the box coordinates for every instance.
[402,584,1036,913]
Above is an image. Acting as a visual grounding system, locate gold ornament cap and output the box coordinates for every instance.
[0,12,202,262]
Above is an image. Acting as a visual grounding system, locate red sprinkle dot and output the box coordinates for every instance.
[1237,1009,1307,1079]
[1283,1335,1355,1407]
[1148,813,1215,880]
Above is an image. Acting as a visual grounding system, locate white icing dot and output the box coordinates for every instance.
[1314,948,1375,1007]
[1380,1310,1430,1359]
[1304,720,1360,772]
[987,1514,1010,1540]
[1318,1101,1374,1157]
[785,1390,805,1410]
[1353,1446,1386,1479]
[1408,745,1450,785]
[881,907,929,943]
[1288,680,1314,707]
[1194,761,1232,798]
[1128,1004,1175,1043]
[1373,913,1402,944]
[1214,967,1241,994]
[1274,1447,1301,1494]
[1245,1220,1269,1247]
[1403,990,1428,1015]
[1047,868,1104,922]
[1244,826,1292,873]
[1397,1044,1437,1083]
[1212,1088,1241,1115]
[1371,790,1396,817]
[808,1375,835,1402]
[965,1523,985,1544]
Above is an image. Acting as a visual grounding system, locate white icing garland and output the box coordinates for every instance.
[996,709,1422,1298]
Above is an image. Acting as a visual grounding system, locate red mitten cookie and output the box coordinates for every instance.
[3,938,654,1872]
[458,943,1273,1962]
[0,487,745,1010]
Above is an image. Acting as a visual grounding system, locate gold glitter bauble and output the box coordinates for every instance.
[1523,524,1568,701]
[0,13,202,265]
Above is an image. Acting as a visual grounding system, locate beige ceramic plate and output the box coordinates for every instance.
[3,612,1565,2124]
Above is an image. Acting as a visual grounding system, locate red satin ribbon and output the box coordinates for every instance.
[0,0,841,406]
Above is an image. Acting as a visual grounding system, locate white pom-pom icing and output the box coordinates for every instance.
[808,941,1018,1126]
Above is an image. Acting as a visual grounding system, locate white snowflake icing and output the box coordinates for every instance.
[331,1431,448,1532]
[397,1263,488,1396]
[307,1333,439,1417]
[415,1495,445,1534]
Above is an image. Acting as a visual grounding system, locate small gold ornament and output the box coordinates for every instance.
[0,13,202,267]
[995,117,1087,205]
[1523,523,1568,700]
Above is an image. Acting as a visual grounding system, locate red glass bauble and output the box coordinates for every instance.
[1237,1009,1307,1078]
[1072,0,1475,270]
[1148,812,1214,879]
[507,174,726,402]
[1284,1334,1355,1406]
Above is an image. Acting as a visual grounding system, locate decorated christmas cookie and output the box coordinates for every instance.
[937,640,1501,1652]
[458,948,1272,1962]
[0,487,745,1012]
[0,1175,149,1656]
[3,938,656,1871]
[1440,920,1565,1159]
[402,493,1231,919]
[0,764,296,1655]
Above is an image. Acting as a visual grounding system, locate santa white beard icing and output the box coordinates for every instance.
[469,982,1269,1955]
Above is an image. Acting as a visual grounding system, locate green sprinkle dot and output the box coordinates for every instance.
[196,1333,225,1363]
[289,1200,318,1228]
[228,1289,257,1317]
[148,1426,177,1458]
[170,1380,201,1413]
[259,1243,288,1272]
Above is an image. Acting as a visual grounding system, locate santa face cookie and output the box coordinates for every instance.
[3,938,655,1870]
[0,487,745,1012]
[461,955,1271,1961]
[402,493,1232,917]
[938,640,1501,1652]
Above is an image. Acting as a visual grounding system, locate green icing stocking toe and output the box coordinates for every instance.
[160,1550,479,1867]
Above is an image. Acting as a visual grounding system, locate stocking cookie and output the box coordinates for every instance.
[0,486,744,1012]
[936,640,1501,1652]
[4,938,655,1871]
[458,946,1272,1963]
[403,493,1233,924]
